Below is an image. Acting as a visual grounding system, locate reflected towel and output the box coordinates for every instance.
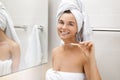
[46,68,86,80]
[25,25,42,68]
[0,60,12,76]
[57,0,92,41]
[0,2,20,44]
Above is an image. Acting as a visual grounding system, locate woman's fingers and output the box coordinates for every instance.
[70,41,94,56]
[80,41,93,49]
[80,41,95,55]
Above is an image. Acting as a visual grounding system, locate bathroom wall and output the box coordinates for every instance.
[85,0,120,80]
[84,0,120,28]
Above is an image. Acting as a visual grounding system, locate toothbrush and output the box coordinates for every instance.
[70,43,80,47]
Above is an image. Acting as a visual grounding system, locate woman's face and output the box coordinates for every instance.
[57,13,78,41]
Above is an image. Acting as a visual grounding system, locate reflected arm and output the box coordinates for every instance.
[11,43,20,73]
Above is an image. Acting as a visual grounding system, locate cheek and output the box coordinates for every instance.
[72,31,77,36]
[57,23,62,28]
[57,25,61,34]
[75,25,78,32]
[69,29,77,37]
[57,24,62,31]
[57,25,60,29]
[71,27,77,33]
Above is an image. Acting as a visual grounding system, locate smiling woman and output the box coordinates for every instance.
[46,0,101,80]
[46,10,101,80]
[57,10,78,43]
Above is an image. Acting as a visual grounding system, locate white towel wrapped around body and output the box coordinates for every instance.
[0,60,12,76]
[46,68,86,80]
[56,0,92,41]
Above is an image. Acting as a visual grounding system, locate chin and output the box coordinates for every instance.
[60,36,69,41]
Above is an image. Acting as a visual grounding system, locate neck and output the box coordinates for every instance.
[0,30,8,42]
[63,37,78,44]
[62,38,79,50]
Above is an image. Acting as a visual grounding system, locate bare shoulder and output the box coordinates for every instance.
[11,41,19,49]
[52,46,62,57]
[9,40,20,54]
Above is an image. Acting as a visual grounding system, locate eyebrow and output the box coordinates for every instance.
[69,21,75,24]
[58,19,63,21]
[58,19,75,23]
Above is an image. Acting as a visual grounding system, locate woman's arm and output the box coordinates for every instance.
[52,49,55,68]
[11,43,20,73]
[51,47,57,69]
[80,41,101,80]
[84,55,101,80]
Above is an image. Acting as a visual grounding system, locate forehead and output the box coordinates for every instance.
[59,13,76,22]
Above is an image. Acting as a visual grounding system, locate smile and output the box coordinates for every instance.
[60,31,70,35]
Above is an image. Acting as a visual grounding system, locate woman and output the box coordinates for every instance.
[0,2,20,76]
[46,0,101,80]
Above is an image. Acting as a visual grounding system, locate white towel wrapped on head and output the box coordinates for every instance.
[56,0,92,41]
[0,2,20,44]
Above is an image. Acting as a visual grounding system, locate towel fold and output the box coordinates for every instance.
[56,0,92,41]
[46,68,86,80]
[0,2,20,44]
[25,25,42,68]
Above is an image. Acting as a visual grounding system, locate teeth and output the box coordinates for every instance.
[61,31,69,35]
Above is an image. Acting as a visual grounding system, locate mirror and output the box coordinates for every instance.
[0,0,48,76]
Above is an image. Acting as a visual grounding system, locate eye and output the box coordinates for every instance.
[69,22,74,26]
[69,23,74,26]
[58,20,64,24]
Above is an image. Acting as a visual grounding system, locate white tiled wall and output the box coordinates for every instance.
[85,0,120,28]
[86,0,120,79]
[93,31,120,80]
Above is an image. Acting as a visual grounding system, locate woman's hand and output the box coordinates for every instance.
[70,41,95,63]
[79,41,95,63]
[79,41,101,80]
[65,42,101,80]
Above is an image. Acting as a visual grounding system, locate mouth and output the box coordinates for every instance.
[60,31,70,36]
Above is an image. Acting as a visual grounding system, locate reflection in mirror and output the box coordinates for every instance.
[0,1,21,76]
[0,0,48,77]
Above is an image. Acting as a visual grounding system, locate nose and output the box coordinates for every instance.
[62,24,67,29]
